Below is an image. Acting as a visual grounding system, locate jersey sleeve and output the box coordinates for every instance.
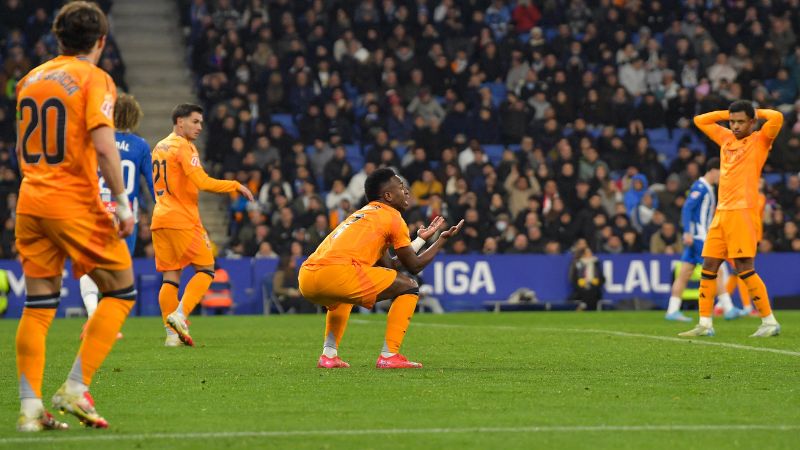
[388,211,412,250]
[693,110,732,147]
[177,143,241,193]
[755,109,784,148]
[85,69,116,131]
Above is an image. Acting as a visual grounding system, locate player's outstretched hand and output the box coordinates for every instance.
[440,219,464,240]
[238,184,255,201]
[118,216,135,238]
[418,216,446,240]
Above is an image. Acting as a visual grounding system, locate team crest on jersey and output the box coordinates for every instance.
[101,93,114,119]
[690,191,701,199]
[191,155,200,167]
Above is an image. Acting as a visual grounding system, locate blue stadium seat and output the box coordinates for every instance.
[646,128,670,143]
[544,27,558,42]
[483,145,505,165]
[344,145,364,171]
[271,114,298,138]
[483,82,507,108]
[763,173,784,186]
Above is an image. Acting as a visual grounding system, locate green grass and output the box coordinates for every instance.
[1,311,798,449]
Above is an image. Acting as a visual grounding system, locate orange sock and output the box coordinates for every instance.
[739,270,771,318]
[179,271,214,317]
[738,279,751,308]
[383,293,419,354]
[725,274,738,295]
[16,301,58,399]
[158,281,179,325]
[69,294,134,386]
[698,270,717,318]
[323,304,354,350]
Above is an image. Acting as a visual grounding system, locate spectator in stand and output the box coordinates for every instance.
[569,246,605,310]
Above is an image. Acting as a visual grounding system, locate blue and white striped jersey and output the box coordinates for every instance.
[681,177,715,240]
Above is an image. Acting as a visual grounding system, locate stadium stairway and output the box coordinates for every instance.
[111,0,229,246]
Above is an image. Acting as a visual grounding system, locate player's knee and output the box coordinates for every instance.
[398,276,419,296]
[198,269,215,279]
[101,285,137,302]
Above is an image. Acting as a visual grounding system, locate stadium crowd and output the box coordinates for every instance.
[2,1,800,261]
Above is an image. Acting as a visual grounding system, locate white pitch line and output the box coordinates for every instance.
[350,319,800,357]
[2,424,799,445]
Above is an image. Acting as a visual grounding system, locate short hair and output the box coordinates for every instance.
[53,1,109,55]
[114,93,143,132]
[728,100,755,118]
[172,103,203,124]
[364,168,398,202]
[706,157,721,172]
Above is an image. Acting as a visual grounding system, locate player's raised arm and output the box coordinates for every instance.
[693,110,732,146]
[755,108,784,142]
[395,219,464,274]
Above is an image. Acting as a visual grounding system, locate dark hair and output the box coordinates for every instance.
[172,103,204,124]
[728,100,755,118]
[706,157,721,172]
[53,1,108,55]
[364,168,397,202]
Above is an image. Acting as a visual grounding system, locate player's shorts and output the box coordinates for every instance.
[702,208,759,260]
[298,263,398,310]
[680,240,704,265]
[16,210,132,279]
[152,225,214,272]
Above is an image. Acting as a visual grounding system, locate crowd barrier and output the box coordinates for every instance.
[0,253,798,317]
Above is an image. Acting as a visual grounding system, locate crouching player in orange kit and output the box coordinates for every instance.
[15,2,136,431]
[151,104,253,346]
[680,101,783,338]
[299,168,463,368]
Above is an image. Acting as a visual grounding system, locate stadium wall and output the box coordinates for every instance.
[0,254,798,317]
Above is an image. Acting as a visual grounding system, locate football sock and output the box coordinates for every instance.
[725,274,738,295]
[739,270,774,321]
[698,270,717,323]
[738,278,752,310]
[68,289,135,386]
[382,292,419,356]
[716,292,734,313]
[158,281,179,326]
[20,398,43,417]
[16,300,58,400]
[323,304,354,356]
[79,275,99,317]
[666,296,682,315]
[177,271,214,319]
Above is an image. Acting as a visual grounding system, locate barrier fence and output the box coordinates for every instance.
[0,254,798,317]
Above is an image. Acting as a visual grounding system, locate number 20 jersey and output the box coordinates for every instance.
[16,55,116,219]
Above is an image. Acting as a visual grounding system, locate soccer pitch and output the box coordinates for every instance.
[1,311,798,449]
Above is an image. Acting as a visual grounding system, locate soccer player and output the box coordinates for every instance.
[15,2,136,431]
[680,101,783,338]
[299,168,463,369]
[665,158,742,322]
[80,93,155,339]
[151,104,253,347]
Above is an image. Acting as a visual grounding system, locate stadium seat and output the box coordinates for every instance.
[483,82,507,108]
[763,173,784,186]
[271,114,299,138]
[345,145,364,172]
[483,145,505,165]
[646,128,670,143]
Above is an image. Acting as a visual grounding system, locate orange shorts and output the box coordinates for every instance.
[16,211,131,279]
[702,209,759,260]
[152,225,214,272]
[298,264,397,310]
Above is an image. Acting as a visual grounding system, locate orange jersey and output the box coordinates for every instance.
[303,201,412,267]
[694,109,783,211]
[15,55,116,219]
[150,133,240,230]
